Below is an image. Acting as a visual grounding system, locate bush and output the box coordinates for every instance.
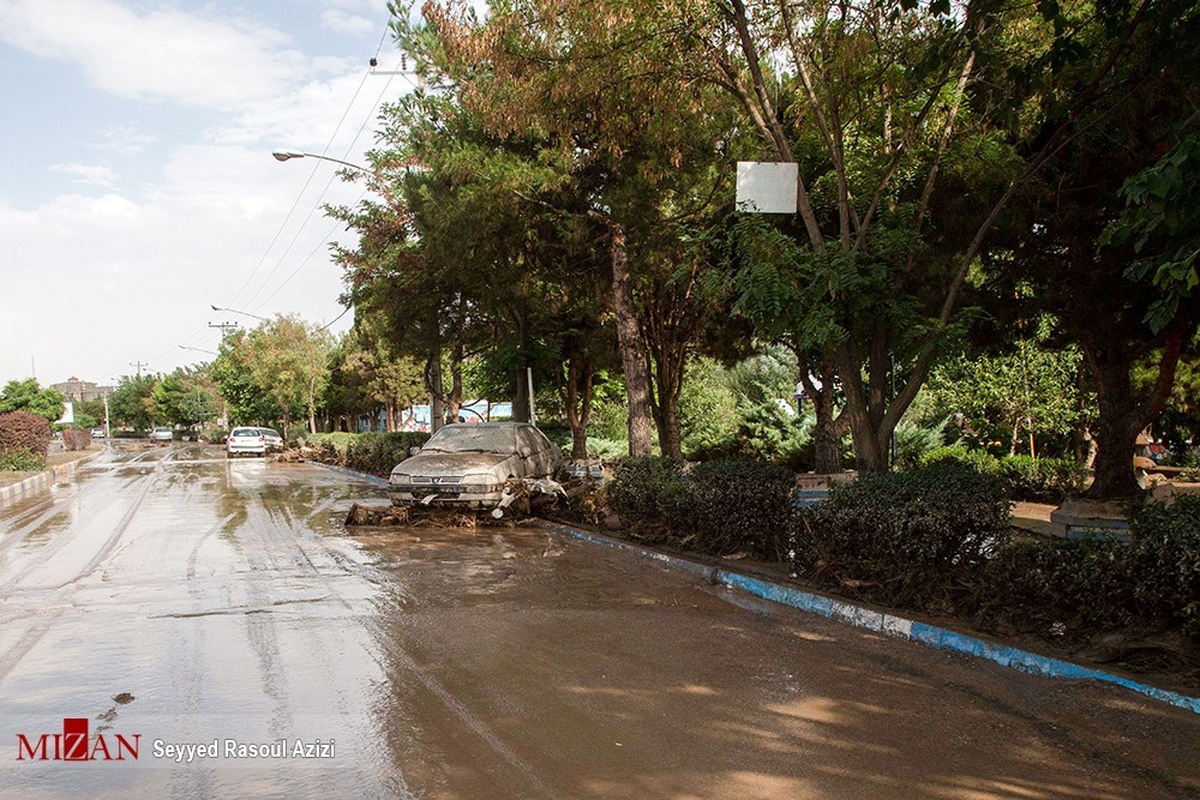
[687,460,796,560]
[0,411,51,457]
[976,538,1133,637]
[605,457,691,540]
[344,432,431,477]
[919,446,1087,502]
[976,497,1200,643]
[995,455,1089,503]
[0,448,45,472]
[1128,497,1200,638]
[61,428,92,451]
[796,464,1010,613]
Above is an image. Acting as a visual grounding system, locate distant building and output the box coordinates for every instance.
[52,377,114,402]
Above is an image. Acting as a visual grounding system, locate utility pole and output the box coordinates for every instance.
[129,360,148,378]
[207,321,240,339]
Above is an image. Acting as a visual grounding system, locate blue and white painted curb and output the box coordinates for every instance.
[0,451,101,508]
[537,521,1200,716]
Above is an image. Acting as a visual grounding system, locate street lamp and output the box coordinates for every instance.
[271,150,371,173]
[210,304,269,322]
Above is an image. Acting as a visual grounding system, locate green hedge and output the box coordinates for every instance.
[605,457,795,559]
[302,431,430,478]
[977,497,1200,642]
[0,448,45,471]
[605,457,690,541]
[919,447,1088,502]
[687,460,796,561]
[795,464,1010,613]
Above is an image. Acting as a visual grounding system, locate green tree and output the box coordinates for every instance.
[107,375,157,433]
[988,0,1200,499]
[243,315,333,435]
[0,379,66,423]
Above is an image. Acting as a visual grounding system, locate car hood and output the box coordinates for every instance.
[394,451,517,478]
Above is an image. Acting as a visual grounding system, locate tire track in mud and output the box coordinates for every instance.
[0,450,166,683]
[376,633,557,799]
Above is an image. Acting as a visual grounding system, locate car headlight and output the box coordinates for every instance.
[391,473,413,486]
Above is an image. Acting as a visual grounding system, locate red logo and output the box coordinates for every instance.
[16,717,140,762]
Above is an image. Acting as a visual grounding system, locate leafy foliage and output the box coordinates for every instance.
[687,461,796,561]
[303,431,430,479]
[0,379,65,423]
[1103,134,1200,333]
[919,446,1087,502]
[978,497,1200,642]
[0,411,52,459]
[795,464,1010,613]
[604,457,691,540]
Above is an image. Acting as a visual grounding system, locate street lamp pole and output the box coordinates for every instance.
[210,304,269,323]
[271,150,371,173]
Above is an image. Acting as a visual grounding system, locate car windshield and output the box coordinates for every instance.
[422,426,518,454]
[231,428,259,437]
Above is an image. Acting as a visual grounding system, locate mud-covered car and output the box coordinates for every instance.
[388,422,563,509]
[260,428,285,451]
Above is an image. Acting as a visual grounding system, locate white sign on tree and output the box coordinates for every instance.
[736,162,798,214]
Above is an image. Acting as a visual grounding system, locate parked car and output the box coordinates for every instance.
[150,426,173,442]
[259,428,285,452]
[226,427,267,458]
[91,428,106,439]
[389,422,563,509]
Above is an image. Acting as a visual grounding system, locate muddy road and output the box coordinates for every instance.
[0,443,1196,799]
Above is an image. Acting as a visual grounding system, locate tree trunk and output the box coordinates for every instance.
[649,344,686,460]
[448,341,463,423]
[427,351,444,434]
[1084,342,1145,500]
[565,355,594,460]
[811,399,843,475]
[608,221,653,456]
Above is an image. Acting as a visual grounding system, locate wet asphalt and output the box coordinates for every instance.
[0,443,1197,799]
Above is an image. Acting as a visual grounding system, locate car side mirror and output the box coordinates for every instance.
[408,446,422,457]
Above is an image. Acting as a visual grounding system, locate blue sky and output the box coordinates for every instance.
[0,0,417,387]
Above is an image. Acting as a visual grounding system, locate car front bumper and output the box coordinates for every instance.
[387,484,506,509]
[227,444,267,456]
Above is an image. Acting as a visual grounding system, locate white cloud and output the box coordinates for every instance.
[91,124,160,155]
[50,162,119,188]
[0,0,314,110]
[322,9,375,36]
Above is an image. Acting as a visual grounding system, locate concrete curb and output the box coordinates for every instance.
[536,521,1200,716]
[0,450,102,508]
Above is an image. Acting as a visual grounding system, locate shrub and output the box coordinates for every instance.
[61,428,92,451]
[976,498,1200,643]
[975,538,1133,637]
[345,432,431,478]
[0,411,51,457]
[0,448,45,472]
[918,446,1087,502]
[1128,497,1200,638]
[796,464,1010,613]
[687,460,796,560]
[995,455,1089,503]
[605,457,691,540]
